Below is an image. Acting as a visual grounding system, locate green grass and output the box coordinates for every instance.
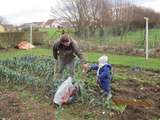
[0,48,52,60]
[0,48,160,71]
[85,52,160,71]
[124,28,160,47]
[40,28,61,39]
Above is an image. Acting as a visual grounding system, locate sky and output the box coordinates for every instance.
[0,0,160,25]
[0,0,62,25]
[136,0,160,12]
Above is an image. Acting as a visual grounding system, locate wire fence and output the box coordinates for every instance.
[71,27,160,49]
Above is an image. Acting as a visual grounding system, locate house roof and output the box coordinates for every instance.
[18,23,30,29]
[32,22,43,26]
[59,21,72,28]
[44,19,55,26]
[3,24,14,29]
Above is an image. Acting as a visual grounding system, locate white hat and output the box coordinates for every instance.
[98,55,108,67]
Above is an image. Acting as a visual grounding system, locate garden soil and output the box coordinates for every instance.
[0,67,160,120]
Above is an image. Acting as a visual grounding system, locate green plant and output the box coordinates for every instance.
[112,104,127,113]
[55,106,64,120]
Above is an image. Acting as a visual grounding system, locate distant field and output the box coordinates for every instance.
[0,48,160,71]
[41,28,160,48]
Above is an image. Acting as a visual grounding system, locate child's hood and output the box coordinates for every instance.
[98,55,108,68]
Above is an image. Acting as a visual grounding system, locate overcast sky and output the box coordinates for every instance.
[137,0,160,12]
[0,0,61,25]
[0,0,160,25]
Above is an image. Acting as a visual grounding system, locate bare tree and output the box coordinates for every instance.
[110,0,135,36]
[98,0,112,36]
[51,0,160,38]
[130,6,160,28]
[51,0,113,37]
[51,0,89,36]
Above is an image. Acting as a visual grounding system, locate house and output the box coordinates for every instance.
[32,22,44,28]
[4,24,15,32]
[18,23,31,31]
[0,24,5,32]
[59,21,72,28]
[18,22,41,31]
[43,19,61,28]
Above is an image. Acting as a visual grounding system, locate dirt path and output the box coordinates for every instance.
[0,91,55,120]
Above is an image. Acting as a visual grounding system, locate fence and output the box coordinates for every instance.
[72,27,160,48]
[0,31,48,49]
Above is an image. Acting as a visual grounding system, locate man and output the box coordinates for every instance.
[53,33,87,80]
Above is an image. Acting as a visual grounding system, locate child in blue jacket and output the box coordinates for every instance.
[88,55,112,98]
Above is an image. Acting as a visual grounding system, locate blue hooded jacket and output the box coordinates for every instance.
[90,64,112,93]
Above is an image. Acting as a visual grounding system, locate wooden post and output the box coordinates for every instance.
[144,17,149,60]
[30,23,32,44]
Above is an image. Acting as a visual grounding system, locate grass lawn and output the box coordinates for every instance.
[0,48,52,60]
[85,52,160,71]
[0,48,160,71]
